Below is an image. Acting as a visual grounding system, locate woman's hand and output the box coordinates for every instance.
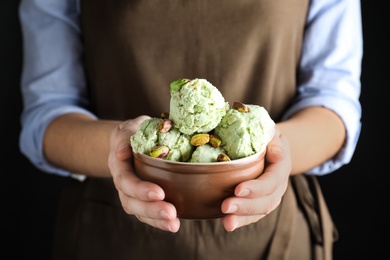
[108,115,181,232]
[220,128,292,231]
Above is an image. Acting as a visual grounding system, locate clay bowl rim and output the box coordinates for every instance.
[133,149,266,174]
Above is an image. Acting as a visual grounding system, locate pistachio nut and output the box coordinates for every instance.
[157,119,173,133]
[169,78,191,94]
[160,112,170,119]
[232,101,250,113]
[190,133,210,146]
[209,134,222,148]
[150,146,169,158]
[217,153,231,162]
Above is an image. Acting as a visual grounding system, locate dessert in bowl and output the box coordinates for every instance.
[133,150,266,219]
[130,78,275,219]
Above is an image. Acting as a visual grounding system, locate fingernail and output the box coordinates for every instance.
[270,146,283,155]
[226,204,238,213]
[237,189,249,197]
[118,143,129,152]
[165,222,173,232]
[229,220,237,232]
[148,191,161,200]
[160,210,170,219]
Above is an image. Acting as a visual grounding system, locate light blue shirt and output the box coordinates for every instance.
[18,0,363,177]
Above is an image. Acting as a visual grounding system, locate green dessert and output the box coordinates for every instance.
[189,144,227,163]
[130,117,194,162]
[130,78,275,163]
[213,103,275,160]
[169,78,229,135]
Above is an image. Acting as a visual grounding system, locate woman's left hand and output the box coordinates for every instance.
[220,128,292,231]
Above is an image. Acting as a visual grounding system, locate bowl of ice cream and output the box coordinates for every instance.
[133,150,266,219]
[130,78,275,219]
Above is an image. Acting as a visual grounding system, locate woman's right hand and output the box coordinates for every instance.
[108,115,181,232]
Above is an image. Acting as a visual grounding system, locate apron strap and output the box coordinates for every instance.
[267,179,297,259]
[309,175,339,260]
[267,175,338,260]
[292,175,338,260]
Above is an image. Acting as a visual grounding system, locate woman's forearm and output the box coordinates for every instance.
[277,106,346,175]
[43,113,121,178]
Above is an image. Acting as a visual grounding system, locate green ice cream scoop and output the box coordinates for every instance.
[189,144,227,163]
[169,78,228,135]
[213,104,275,160]
[130,118,194,162]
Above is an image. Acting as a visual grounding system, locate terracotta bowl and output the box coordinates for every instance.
[133,151,265,219]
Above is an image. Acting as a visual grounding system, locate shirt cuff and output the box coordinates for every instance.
[281,97,362,175]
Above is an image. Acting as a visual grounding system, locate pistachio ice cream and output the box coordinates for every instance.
[130,78,275,163]
[130,117,194,162]
[213,103,275,160]
[169,78,228,135]
[189,144,227,163]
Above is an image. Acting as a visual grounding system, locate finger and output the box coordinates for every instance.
[113,165,165,201]
[119,191,175,218]
[114,115,151,161]
[222,184,284,218]
[221,153,289,217]
[118,192,180,232]
[265,128,291,165]
[232,145,290,199]
[220,128,291,230]
[243,161,289,198]
[243,128,291,195]
[137,215,181,233]
[223,191,283,214]
[221,214,263,232]
[109,115,165,201]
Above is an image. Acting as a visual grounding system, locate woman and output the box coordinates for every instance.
[18,0,362,259]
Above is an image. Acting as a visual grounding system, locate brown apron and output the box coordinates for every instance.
[52,0,338,259]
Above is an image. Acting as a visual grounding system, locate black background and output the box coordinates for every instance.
[1,1,388,259]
